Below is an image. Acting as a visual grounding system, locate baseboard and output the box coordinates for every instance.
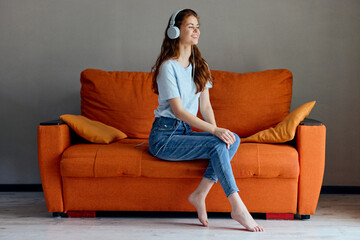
[0,184,43,192]
[0,184,359,194]
[320,186,360,194]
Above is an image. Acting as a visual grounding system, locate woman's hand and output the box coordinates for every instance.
[213,127,236,149]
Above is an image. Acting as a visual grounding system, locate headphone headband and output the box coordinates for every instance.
[167,9,184,39]
[169,9,184,26]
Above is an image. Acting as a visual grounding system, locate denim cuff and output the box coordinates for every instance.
[226,189,240,198]
[203,175,218,183]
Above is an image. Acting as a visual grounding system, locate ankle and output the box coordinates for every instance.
[191,190,207,200]
[231,206,243,215]
[228,192,240,205]
[228,192,247,211]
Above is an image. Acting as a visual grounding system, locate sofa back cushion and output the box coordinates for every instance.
[80,68,292,138]
[209,69,293,136]
[81,69,158,139]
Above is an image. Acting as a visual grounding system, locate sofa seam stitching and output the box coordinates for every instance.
[93,145,102,177]
[257,144,261,177]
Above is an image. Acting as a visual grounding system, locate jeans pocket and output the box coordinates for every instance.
[156,117,178,131]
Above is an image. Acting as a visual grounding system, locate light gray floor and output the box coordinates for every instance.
[0,192,359,240]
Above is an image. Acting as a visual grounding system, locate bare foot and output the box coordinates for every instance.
[188,192,209,227]
[231,207,265,232]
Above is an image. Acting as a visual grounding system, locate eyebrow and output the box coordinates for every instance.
[186,23,200,26]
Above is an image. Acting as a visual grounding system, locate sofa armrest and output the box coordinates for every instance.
[37,119,72,212]
[296,121,326,215]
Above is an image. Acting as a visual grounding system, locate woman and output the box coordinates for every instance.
[149,9,264,232]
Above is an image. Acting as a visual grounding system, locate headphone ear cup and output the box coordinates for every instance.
[167,26,180,39]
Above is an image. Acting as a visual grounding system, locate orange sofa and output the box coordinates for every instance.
[37,68,326,219]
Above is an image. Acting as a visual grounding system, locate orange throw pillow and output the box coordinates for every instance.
[60,114,127,144]
[242,101,316,143]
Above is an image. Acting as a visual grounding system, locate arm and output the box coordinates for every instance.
[38,119,72,212]
[169,94,235,149]
[199,88,217,127]
[169,97,216,134]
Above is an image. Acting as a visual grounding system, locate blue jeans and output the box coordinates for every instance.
[148,116,241,198]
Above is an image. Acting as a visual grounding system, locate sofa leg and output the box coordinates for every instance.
[301,214,310,220]
[52,212,68,217]
[67,211,96,218]
[266,213,294,220]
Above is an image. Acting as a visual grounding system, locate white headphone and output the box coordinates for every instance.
[167,9,195,78]
[167,9,184,39]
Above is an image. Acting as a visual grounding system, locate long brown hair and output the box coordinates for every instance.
[151,9,214,95]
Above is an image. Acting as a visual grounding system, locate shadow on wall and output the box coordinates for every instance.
[0,91,80,183]
[46,92,82,120]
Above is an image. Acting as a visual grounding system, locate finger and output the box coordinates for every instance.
[230,132,236,143]
[221,136,231,148]
[222,135,230,144]
[223,132,232,142]
[224,130,234,143]
[224,132,234,145]
[221,130,234,145]
[227,131,235,144]
[222,136,231,146]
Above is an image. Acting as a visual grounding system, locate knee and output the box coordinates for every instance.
[212,141,228,155]
[233,133,241,146]
[213,133,240,150]
[211,134,240,156]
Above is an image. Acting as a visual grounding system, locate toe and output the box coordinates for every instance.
[200,219,209,227]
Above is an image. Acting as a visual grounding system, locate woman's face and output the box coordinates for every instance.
[179,15,200,46]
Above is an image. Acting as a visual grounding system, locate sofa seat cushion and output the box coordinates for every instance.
[141,143,299,179]
[60,139,148,178]
[231,143,299,178]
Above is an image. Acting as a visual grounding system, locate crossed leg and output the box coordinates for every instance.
[188,177,264,231]
[186,132,264,232]
[155,131,264,231]
[188,177,214,227]
[186,131,238,227]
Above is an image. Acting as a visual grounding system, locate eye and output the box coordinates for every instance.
[189,26,199,30]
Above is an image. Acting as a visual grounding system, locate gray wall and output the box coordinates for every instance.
[1,0,359,186]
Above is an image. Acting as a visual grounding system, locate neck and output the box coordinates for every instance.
[177,43,192,63]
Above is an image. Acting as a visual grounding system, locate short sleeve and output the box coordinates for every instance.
[205,81,213,88]
[157,62,180,101]
[204,62,213,89]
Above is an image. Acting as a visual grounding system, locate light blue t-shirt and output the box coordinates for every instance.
[154,59,213,119]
